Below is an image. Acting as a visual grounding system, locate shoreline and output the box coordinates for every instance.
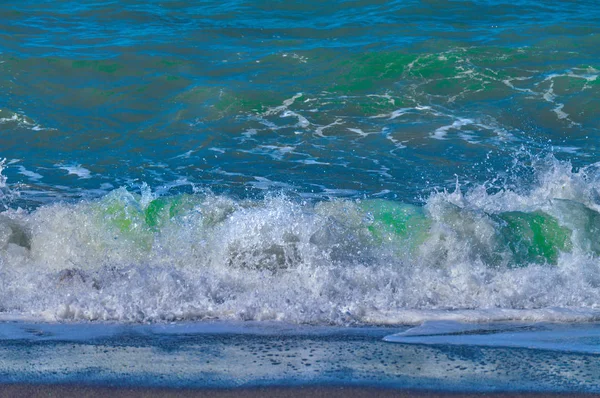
[1,322,599,394]
[0,385,599,398]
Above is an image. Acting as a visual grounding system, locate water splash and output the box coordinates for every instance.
[0,155,599,324]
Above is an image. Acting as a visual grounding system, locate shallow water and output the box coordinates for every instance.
[1,1,600,328]
[0,321,599,392]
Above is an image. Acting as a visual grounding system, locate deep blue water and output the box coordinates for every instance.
[2,0,599,202]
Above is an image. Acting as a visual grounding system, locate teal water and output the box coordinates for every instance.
[2,0,599,202]
[1,1,600,327]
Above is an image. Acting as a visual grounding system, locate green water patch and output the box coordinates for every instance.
[318,46,534,101]
[0,109,36,125]
[99,193,198,233]
[97,192,232,238]
[157,59,186,68]
[173,86,218,104]
[360,199,431,252]
[460,46,531,67]
[406,54,465,80]
[71,60,123,74]
[144,195,199,229]
[550,199,600,255]
[550,75,592,95]
[97,192,153,250]
[420,77,496,98]
[309,95,405,118]
[212,92,274,115]
[323,199,574,266]
[174,86,281,119]
[329,52,416,93]
[496,211,572,266]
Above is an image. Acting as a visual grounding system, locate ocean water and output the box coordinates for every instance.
[1,0,600,328]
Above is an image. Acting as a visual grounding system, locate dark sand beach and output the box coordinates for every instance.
[1,322,600,396]
[1,385,599,398]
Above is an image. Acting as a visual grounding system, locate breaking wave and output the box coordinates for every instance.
[1,156,600,324]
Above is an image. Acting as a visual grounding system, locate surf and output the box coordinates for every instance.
[0,155,598,324]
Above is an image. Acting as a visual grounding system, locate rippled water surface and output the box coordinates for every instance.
[0,1,599,325]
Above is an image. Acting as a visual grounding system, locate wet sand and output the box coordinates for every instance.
[1,322,600,395]
[0,385,598,398]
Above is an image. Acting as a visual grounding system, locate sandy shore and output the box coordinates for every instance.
[0,385,598,398]
[1,323,600,396]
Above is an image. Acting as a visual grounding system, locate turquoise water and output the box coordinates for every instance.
[1,1,600,326]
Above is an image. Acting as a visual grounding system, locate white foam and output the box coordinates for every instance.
[57,164,92,179]
[388,108,413,119]
[384,320,600,353]
[0,157,599,324]
[264,93,303,116]
[0,159,18,208]
[314,118,343,137]
[172,150,195,159]
[383,130,407,149]
[0,159,6,189]
[17,166,43,181]
[0,109,50,131]
[281,110,310,128]
[347,128,369,137]
[431,118,473,140]
[258,145,296,160]
[298,159,330,165]
[248,176,294,190]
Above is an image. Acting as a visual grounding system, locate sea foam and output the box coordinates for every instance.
[0,156,599,324]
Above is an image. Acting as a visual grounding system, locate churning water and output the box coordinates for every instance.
[1,0,600,325]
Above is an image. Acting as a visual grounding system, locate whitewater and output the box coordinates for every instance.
[0,154,599,325]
